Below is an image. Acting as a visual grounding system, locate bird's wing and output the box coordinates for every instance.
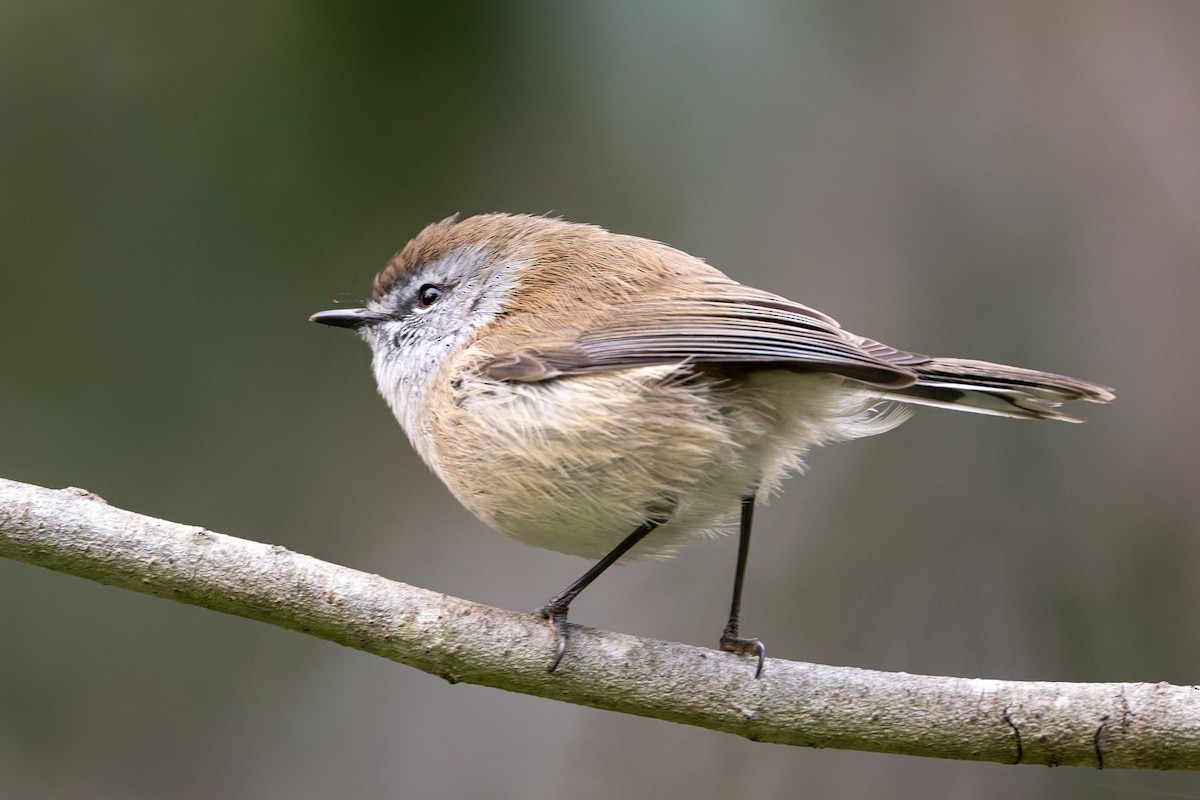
[483,286,919,389]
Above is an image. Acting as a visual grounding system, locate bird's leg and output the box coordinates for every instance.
[719,494,766,677]
[538,516,664,672]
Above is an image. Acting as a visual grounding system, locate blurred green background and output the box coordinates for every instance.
[2,2,1198,798]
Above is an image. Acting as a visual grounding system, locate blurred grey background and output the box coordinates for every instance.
[2,2,1198,798]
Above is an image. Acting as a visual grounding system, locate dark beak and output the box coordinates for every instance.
[309,308,385,330]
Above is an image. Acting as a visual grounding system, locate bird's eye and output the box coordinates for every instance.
[417,284,442,308]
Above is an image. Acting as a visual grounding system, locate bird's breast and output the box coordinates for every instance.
[420,362,768,556]
[414,360,855,559]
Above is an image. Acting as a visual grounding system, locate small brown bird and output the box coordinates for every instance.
[311,213,1113,675]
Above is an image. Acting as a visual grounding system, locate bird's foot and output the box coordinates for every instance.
[719,633,766,678]
[536,603,570,672]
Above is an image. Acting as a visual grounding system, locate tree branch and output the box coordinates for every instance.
[0,476,1195,769]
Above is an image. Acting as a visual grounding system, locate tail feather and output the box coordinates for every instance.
[881,357,1115,422]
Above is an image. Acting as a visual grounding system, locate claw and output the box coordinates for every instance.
[538,605,570,672]
[720,634,766,678]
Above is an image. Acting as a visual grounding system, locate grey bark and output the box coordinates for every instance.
[0,477,1196,769]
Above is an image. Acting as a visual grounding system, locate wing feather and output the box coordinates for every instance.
[483,291,919,388]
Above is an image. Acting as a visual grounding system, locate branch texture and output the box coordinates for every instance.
[1,477,1196,769]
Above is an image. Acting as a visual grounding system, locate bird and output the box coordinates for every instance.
[310,213,1114,676]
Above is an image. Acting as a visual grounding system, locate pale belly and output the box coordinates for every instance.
[419,365,893,560]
